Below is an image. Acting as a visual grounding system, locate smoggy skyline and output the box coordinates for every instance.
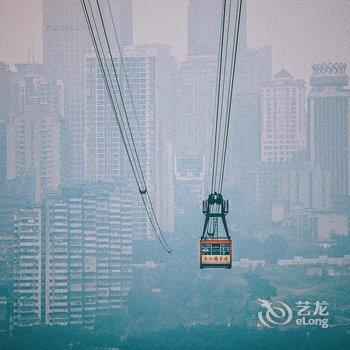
[0,0,349,81]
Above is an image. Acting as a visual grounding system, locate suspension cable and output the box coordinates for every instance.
[86,0,145,191]
[95,0,148,190]
[211,0,227,194]
[210,0,243,195]
[218,0,242,193]
[81,0,171,253]
[105,0,159,197]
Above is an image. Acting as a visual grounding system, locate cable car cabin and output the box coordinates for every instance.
[200,239,232,269]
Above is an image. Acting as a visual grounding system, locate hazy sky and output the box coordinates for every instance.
[0,0,349,81]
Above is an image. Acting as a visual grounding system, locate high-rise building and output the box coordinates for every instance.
[0,174,36,296]
[184,0,271,194]
[183,0,249,158]
[0,62,13,120]
[123,46,156,238]
[0,118,7,188]
[43,0,91,183]
[0,170,36,230]
[42,182,132,328]
[231,45,272,173]
[85,56,123,182]
[0,62,14,187]
[86,43,176,236]
[183,0,273,230]
[174,154,206,205]
[177,56,217,159]
[187,0,221,56]
[261,69,307,163]
[187,0,247,57]
[179,5,221,198]
[0,297,10,332]
[43,0,133,184]
[308,63,350,197]
[109,0,133,49]
[85,51,150,238]
[12,182,132,328]
[162,142,175,234]
[274,162,332,214]
[6,77,63,202]
[255,163,280,224]
[174,154,205,241]
[13,208,42,327]
[0,233,13,284]
[122,45,175,237]
[124,44,177,234]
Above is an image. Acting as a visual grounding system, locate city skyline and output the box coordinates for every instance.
[0,0,350,82]
[0,1,349,348]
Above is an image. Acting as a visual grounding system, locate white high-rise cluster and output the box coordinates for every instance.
[12,183,132,328]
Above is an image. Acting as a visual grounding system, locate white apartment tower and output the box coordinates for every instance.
[85,44,176,238]
[43,183,132,328]
[124,44,176,235]
[13,208,42,327]
[261,69,306,163]
[85,57,122,182]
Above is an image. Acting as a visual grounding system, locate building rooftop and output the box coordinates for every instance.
[310,63,349,88]
[274,69,293,80]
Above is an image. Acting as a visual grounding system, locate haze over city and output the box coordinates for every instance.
[1,0,350,80]
[0,1,349,349]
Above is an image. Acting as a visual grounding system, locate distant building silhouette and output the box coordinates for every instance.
[308,63,350,197]
[276,163,331,212]
[177,55,217,158]
[0,171,37,288]
[174,154,206,205]
[187,0,247,56]
[7,75,63,202]
[183,0,271,198]
[42,0,133,184]
[0,62,14,187]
